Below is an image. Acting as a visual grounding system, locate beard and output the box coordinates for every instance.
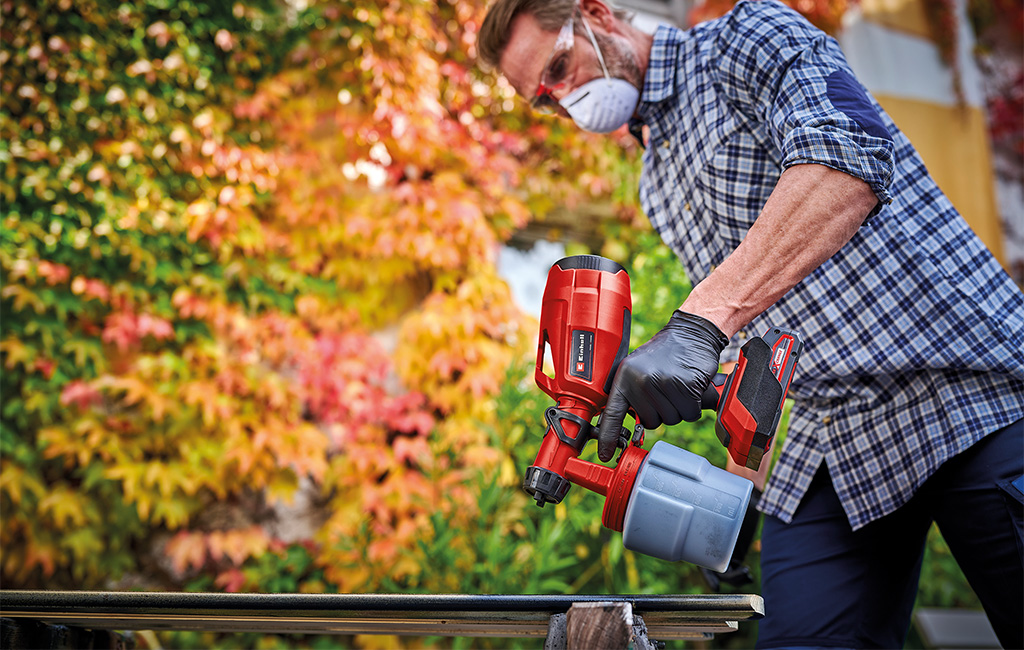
[593,31,643,90]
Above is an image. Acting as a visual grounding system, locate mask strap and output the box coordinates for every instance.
[578,14,611,80]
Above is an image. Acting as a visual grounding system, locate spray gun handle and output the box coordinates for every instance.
[700,327,803,470]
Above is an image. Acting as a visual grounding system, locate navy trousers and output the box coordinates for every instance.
[756,419,1024,649]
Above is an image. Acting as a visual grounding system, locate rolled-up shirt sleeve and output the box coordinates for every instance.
[710,0,895,214]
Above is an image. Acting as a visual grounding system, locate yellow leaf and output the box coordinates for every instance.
[153,497,191,529]
[105,376,149,407]
[355,635,402,650]
[0,338,34,370]
[1,465,46,506]
[1,285,46,314]
[39,486,88,528]
[63,528,103,566]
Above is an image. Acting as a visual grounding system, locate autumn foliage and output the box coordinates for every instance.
[0,0,641,600]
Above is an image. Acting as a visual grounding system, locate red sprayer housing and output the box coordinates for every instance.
[523,255,635,527]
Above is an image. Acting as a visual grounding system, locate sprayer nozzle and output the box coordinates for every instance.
[523,466,571,507]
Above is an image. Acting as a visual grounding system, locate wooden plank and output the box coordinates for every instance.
[0,591,762,640]
[566,602,633,649]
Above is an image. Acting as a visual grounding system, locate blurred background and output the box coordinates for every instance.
[1,0,1020,648]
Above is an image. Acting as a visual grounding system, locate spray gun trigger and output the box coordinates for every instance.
[632,423,645,447]
[613,423,645,463]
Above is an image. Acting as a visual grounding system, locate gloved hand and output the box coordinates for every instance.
[596,310,728,462]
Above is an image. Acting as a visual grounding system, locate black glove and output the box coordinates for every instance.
[596,310,728,462]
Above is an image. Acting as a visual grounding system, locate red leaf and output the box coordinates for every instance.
[60,380,102,410]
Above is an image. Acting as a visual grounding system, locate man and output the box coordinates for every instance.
[478,1,1024,647]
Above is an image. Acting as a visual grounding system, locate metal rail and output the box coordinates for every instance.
[0,591,763,640]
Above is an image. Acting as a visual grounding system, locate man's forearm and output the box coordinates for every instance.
[682,163,879,337]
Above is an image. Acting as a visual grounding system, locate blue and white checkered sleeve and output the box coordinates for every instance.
[711,1,895,212]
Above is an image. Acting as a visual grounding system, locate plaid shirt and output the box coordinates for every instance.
[631,0,1024,529]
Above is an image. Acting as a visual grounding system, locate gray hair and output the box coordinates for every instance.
[478,0,631,69]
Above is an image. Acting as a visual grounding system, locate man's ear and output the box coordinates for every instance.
[579,0,618,32]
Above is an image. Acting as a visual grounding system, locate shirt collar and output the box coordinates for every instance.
[641,23,685,105]
[628,23,685,144]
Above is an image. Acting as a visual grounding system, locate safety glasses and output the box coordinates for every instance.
[529,8,613,115]
[530,12,578,114]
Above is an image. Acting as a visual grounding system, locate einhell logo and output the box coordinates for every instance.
[770,336,792,379]
[569,329,594,381]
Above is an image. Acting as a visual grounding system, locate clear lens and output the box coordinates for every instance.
[529,14,576,114]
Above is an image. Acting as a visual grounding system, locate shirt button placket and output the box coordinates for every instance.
[657,139,671,161]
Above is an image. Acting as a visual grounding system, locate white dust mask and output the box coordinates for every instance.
[559,15,639,133]
[561,78,640,133]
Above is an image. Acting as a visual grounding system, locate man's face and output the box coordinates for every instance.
[499,12,580,117]
[499,10,640,118]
